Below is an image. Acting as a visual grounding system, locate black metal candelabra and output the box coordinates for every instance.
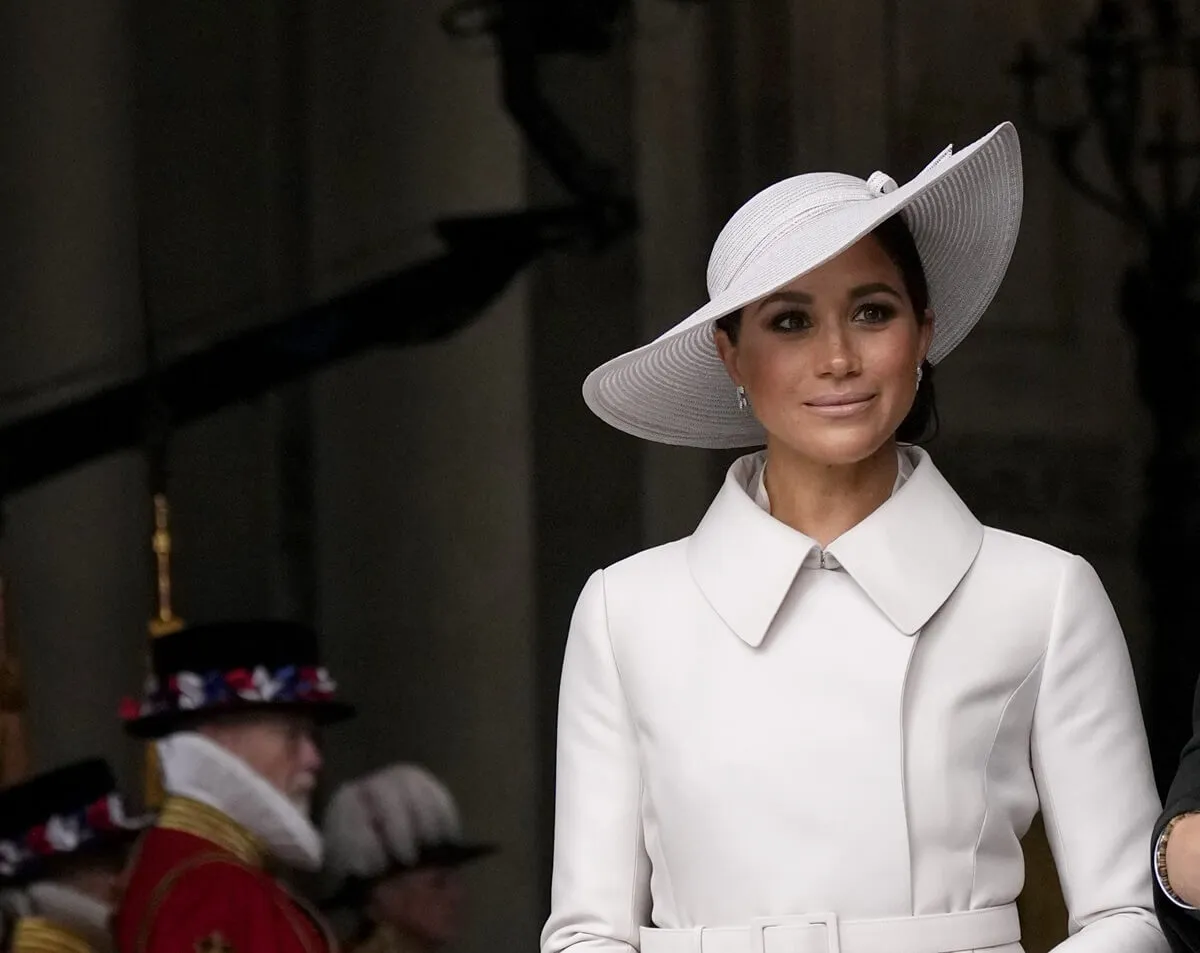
[1014,0,1200,792]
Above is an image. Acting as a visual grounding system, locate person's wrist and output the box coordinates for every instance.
[1163,813,1200,906]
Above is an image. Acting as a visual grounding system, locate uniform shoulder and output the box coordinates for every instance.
[148,855,275,927]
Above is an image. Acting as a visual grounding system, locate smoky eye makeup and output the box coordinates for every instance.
[766,309,810,331]
[855,300,898,322]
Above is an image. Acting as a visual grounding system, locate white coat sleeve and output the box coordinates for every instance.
[1032,555,1167,953]
[541,570,652,953]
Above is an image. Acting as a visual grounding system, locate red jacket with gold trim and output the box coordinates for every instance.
[112,799,334,953]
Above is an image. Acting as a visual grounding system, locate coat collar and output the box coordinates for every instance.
[687,448,983,647]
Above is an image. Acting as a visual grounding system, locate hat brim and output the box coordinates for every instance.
[322,842,499,910]
[415,841,498,868]
[0,818,151,887]
[582,122,1023,448]
[123,699,356,740]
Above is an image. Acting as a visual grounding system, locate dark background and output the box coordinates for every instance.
[0,2,1158,952]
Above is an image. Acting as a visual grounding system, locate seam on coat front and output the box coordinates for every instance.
[898,627,920,915]
[1029,556,1080,934]
[599,569,650,944]
[968,648,1047,906]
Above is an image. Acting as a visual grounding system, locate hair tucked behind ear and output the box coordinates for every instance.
[873,214,937,444]
[895,359,937,445]
[713,212,939,445]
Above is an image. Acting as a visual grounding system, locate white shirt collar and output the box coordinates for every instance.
[750,449,915,570]
[688,447,983,647]
[25,882,113,953]
[751,447,915,510]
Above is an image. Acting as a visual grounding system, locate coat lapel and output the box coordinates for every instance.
[825,449,983,635]
[687,449,983,646]
[687,453,818,648]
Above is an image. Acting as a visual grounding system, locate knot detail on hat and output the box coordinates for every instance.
[866,171,897,196]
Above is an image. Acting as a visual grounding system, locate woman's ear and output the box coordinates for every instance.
[713,325,741,388]
[917,308,935,365]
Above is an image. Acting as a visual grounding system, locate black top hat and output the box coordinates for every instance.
[0,759,148,886]
[120,619,355,739]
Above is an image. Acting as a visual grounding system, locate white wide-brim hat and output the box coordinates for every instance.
[583,121,1023,448]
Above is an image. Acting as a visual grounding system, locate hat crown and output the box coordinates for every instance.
[706,172,875,298]
[0,760,120,838]
[148,619,325,680]
[325,764,465,877]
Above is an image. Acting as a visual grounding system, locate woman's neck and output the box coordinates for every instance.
[763,441,899,546]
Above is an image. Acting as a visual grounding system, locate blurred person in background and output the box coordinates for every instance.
[0,760,148,953]
[322,763,496,953]
[1152,677,1200,951]
[112,621,354,953]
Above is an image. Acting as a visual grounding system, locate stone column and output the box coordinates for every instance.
[307,6,541,952]
[0,1,147,784]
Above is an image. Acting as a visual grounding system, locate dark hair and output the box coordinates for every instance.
[714,213,939,444]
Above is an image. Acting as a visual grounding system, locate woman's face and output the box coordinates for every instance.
[715,235,932,467]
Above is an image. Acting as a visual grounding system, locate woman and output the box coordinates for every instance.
[541,122,1166,953]
[321,763,497,953]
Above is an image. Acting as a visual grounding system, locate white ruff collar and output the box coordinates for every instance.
[26,882,113,953]
[157,732,323,871]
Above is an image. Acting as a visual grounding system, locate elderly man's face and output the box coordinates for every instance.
[199,712,322,813]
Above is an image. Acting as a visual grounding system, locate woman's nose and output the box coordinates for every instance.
[814,321,860,377]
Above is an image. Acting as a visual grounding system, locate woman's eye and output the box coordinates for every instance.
[857,303,894,324]
[771,311,808,331]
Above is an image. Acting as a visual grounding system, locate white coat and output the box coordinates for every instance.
[541,449,1166,953]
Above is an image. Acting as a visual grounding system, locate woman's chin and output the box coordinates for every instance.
[768,427,894,468]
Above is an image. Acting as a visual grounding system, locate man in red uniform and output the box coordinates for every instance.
[112,620,355,953]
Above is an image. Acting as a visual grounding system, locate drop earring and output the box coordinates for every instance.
[916,363,924,388]
[736,385,749,412]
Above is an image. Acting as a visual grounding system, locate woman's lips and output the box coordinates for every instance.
[803,393,877,416]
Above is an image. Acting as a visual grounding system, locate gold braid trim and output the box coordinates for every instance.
[12,919,94,953]
[157,798,265,868]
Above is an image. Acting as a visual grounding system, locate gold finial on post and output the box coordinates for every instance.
[149,493,183,639]
[145,493,183,808]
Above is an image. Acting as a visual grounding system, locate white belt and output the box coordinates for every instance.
[639,904,1020,953]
